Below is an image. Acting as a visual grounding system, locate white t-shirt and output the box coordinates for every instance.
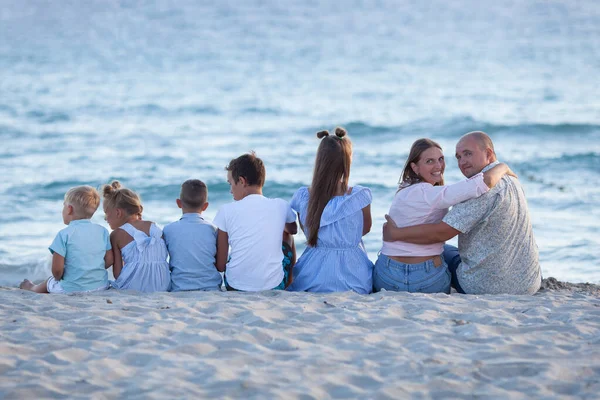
[213,194,296,291]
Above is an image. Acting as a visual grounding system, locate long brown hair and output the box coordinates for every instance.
[399,138,444,190]
[305,127,352,247]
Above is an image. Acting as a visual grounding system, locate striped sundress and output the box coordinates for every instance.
[287,185,374,294]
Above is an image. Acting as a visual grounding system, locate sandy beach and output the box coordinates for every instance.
[0,281,598,399]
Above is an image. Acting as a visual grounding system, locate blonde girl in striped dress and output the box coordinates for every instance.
[102,181,170,292]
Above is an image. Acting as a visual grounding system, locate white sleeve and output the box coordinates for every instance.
[212,205,229,232]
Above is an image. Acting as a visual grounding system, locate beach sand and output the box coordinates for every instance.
[1,280,599,399]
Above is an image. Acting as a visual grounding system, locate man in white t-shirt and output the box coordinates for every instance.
[214,152,297,291]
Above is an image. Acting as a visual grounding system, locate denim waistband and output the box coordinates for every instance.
[379,253,444,271]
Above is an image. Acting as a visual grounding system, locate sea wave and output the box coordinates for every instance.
[517,152,600,173]
[337,117,600,139]
[0,259,51,287]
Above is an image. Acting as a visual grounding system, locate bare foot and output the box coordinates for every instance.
[19,279,34,290]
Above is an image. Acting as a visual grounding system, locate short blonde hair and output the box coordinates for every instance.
[64,186,101,218]
[102,181,143,217]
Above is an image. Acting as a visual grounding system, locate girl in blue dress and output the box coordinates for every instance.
[102,181,171,292]
[287,127,374,294]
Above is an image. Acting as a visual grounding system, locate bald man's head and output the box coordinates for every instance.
[455,131,497,177]
[462,131,496,155]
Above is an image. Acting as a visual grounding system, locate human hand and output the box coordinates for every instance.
[506,166,518,179]
[382,214,398,242]
[498,162,518,179]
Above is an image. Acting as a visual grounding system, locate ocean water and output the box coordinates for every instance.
[1,0,599,286]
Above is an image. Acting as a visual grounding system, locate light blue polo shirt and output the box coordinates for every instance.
[163,213,222,291]
[49,219,110,293]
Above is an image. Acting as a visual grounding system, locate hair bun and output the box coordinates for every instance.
[334,127,347,138]
[316,130,329,139]
[103,180,122,197]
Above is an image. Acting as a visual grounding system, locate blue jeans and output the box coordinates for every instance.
[443,244,466,294]
[373,253,451,294]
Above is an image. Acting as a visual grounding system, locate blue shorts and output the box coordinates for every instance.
[373,253,451,294]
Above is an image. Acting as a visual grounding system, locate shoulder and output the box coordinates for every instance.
[52,226,70,244]
[348,185,372,204]
[162,220,179,233]
[393,183,427,201]
[110,228,128,242]
[57,225,72,236]
[350,185,372,195]
[403,182,430,194]
[291,187,309,201]
[203,220,218,233]
[89,222,109,231]
[89,223,110,238]
[215,201,235,215]
[295,186,309,195]
[272,197,291,207]
[199,216,217,228]
[149,221,163,236]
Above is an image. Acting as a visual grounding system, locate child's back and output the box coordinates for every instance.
[52,220,110,292]
[20,185,111,294]
[111,220,171,292]
[214,153,297,291]
[163,214,222,291]
[214,194,295,291]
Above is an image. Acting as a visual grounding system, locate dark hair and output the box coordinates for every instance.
[305,127,352,247]
[180,179,208,209]
[225,152,266,187]
[399,138,444,189]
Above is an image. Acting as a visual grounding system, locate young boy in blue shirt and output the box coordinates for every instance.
[20,186,112,293]
[163,179,222,291]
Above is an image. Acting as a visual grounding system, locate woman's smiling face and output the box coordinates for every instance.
[411,146,445,185]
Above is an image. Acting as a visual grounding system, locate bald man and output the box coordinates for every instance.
[383,131,542,295]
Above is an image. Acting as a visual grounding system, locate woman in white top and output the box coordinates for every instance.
[374,138,513,293]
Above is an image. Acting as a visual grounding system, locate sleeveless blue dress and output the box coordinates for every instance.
[110,223,171,292]
[287,185,374,294]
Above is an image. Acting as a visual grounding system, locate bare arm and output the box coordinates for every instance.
[111,231,123,278]
[483,163,517,188]
[216,229,229,273]
[362,205,372,236]
[51,253,65,280]
[282,231,296,288]
[104,249,114,269]
[382,214,460,244]
[285,221,298,235]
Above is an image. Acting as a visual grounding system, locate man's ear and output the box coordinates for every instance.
[201,202,209,212]
[176,199,183,209]
[238,176,248,186]
[67,205,74,215]
[485,147,494,162]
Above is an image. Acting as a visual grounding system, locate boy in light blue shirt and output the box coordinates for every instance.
[20,186,112,293]
[163,179,222,291]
